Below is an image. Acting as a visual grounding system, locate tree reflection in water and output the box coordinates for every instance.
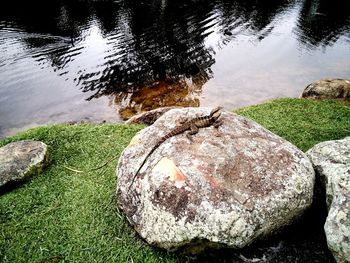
[0,0,350,119]
[78,0,294,117]
[295,0,350,48]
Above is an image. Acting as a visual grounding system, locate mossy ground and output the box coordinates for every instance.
[0,99,349,262]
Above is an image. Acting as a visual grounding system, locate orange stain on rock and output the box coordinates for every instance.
[128,135,141,147]
[153,157,187,183]
[172,168,187,182]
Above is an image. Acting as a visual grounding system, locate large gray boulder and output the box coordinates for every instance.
[117,107,315,252]
[301,79,350,100]
[307,137,350,263]
[0,140,49,191]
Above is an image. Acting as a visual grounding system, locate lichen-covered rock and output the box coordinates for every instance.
[0,140,49,191]
[125,106,182,125]
[301,79,350,100]
[117,107,315,252]
[307,137,350,263]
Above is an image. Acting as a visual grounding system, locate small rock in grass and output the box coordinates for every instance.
[301,79,350,100]
[0,140,49,192]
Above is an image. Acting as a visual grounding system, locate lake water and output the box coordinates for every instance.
[1,0,350,138]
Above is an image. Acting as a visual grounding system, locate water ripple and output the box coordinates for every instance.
[1,0,350,140]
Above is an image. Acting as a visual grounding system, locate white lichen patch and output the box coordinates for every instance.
[137,194,254,249]
[307,137,350,263]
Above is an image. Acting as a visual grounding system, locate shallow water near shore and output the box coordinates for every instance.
[1,0,350,138]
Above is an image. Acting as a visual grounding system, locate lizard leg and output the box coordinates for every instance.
[186,124,198,141]
[189,124,199,135]
[213,120,223,128]
[177,117,188,125]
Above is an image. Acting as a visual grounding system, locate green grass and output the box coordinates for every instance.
[0,99,349,262]
[0,124,176,263]
[236,98,350,151]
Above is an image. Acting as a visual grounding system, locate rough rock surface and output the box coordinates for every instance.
[0,140,49,191]
[125,106,182,125]
[307,137,350,263]
[117,107,315,252]
[301,79,350,100]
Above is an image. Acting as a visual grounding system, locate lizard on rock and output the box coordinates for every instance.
[128,107,223,192]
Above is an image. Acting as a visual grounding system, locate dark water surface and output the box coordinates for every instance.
[0,0,350,137]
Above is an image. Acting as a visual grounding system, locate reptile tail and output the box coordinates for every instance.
[127,144,160,192]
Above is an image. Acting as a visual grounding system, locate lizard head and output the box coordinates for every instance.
[210,106,222,120]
